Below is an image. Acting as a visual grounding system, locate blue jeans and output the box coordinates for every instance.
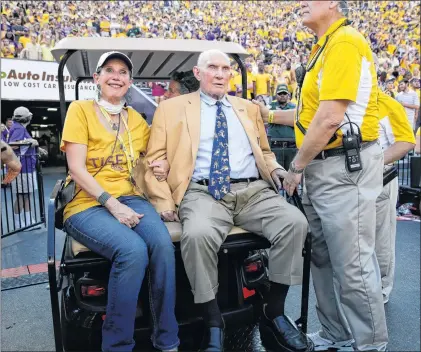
[65,196,179,351]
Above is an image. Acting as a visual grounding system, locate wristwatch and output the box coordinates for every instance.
[97,191,112,206]
[289,161,304,174]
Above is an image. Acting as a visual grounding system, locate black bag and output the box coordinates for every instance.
[55,180,77,230]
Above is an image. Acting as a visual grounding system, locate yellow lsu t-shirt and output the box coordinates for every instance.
[255,73,271,96]
[295,18,379,150]
[60,100,150,221]
[378,91,415,150]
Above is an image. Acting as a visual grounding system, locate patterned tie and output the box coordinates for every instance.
[208,101,231,200]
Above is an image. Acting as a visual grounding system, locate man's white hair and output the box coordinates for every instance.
[197,49,230,68]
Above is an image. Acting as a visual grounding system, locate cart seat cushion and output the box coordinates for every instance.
[71,222,250,256]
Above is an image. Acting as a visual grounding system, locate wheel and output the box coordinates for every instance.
[60,292,100,351]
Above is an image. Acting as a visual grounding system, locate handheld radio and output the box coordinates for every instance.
[341,114,362,172]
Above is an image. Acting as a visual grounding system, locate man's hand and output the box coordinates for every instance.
[150,159,170,182]
[252,99,269,120]
[270,168,288,191]
[2,160,22,184]
[283,169,302,196]
[161,210,180,222]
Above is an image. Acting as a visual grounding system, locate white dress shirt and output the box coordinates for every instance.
[192,91,259,182]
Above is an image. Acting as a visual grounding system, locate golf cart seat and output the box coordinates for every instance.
[69,222,270,258]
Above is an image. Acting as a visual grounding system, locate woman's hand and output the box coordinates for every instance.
[105,197,144,228]
[150,159,170,182]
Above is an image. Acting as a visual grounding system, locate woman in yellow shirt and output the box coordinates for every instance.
[60,52,179,351]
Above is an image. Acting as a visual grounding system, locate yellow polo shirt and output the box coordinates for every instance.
[295,18,379,150]
[378,91,415,150]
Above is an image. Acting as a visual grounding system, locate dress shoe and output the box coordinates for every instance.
[259,307,313,352]
[199,326,224,352]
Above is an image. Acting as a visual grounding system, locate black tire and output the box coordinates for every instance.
[60,293,99,351]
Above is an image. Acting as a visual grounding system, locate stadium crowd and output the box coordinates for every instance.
[1,1,420,121]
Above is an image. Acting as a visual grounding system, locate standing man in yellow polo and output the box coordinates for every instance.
[282,1,388,351]
[376,92,416,305]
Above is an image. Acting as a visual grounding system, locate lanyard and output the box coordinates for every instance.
[99,106,135,174]
[295,20,351,124]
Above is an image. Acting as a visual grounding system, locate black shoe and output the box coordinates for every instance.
[199,326,224,352]
[260,308,313,352]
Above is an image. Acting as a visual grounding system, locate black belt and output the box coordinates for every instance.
[314,140,378,160]
[196,177,259,186]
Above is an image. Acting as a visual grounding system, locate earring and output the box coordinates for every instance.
[96,84,101,101]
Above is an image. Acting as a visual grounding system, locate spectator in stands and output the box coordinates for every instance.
[396,79,420,130]
[18,27,30,48]
[164,70,200,100]
[40,35,54,61]
[232,63,256,100]
[1,40,14,58]
[7,107,39,227]
[19,32,41,60]
[60,51,178,352]
[267,84,296,141]
[255,61,271,103]
[1,118,13,141]
[126,21,141,38]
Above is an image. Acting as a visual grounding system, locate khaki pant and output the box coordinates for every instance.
[179,179,308,304]
[303,142,388,351]
[375,177,398,300]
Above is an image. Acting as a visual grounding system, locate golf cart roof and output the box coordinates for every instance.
[51,37,249,80]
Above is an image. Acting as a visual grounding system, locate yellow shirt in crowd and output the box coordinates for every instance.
[19,36,31,48]
[229,70,239,93]
[232,72,256,99]
[60,100,150,221]
[255,73,271,96]
[100,20,111,32]
[378,91,415,151]
[295,18,379,150]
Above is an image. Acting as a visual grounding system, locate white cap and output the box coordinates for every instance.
[96,51,133,73]
[13,106,32,118]
[12,106,33,123]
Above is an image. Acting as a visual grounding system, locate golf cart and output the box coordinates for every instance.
[47,37,312,351]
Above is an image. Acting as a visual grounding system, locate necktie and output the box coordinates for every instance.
[208,101,231,200]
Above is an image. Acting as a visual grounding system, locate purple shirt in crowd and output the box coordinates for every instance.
[1,129,9,142]
[7,123,36,174]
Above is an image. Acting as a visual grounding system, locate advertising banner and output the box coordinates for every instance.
[1,58,96,101]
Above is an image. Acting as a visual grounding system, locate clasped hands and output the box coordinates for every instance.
[271,168,302,197]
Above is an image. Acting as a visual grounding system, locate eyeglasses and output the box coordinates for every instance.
[277,92,288,96]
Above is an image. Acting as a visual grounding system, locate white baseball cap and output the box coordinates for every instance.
[96,51,133,73]
[12,106,33,123]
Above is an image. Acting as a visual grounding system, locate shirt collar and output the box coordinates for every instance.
[316,17,347,47]
[200,90,232,107]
